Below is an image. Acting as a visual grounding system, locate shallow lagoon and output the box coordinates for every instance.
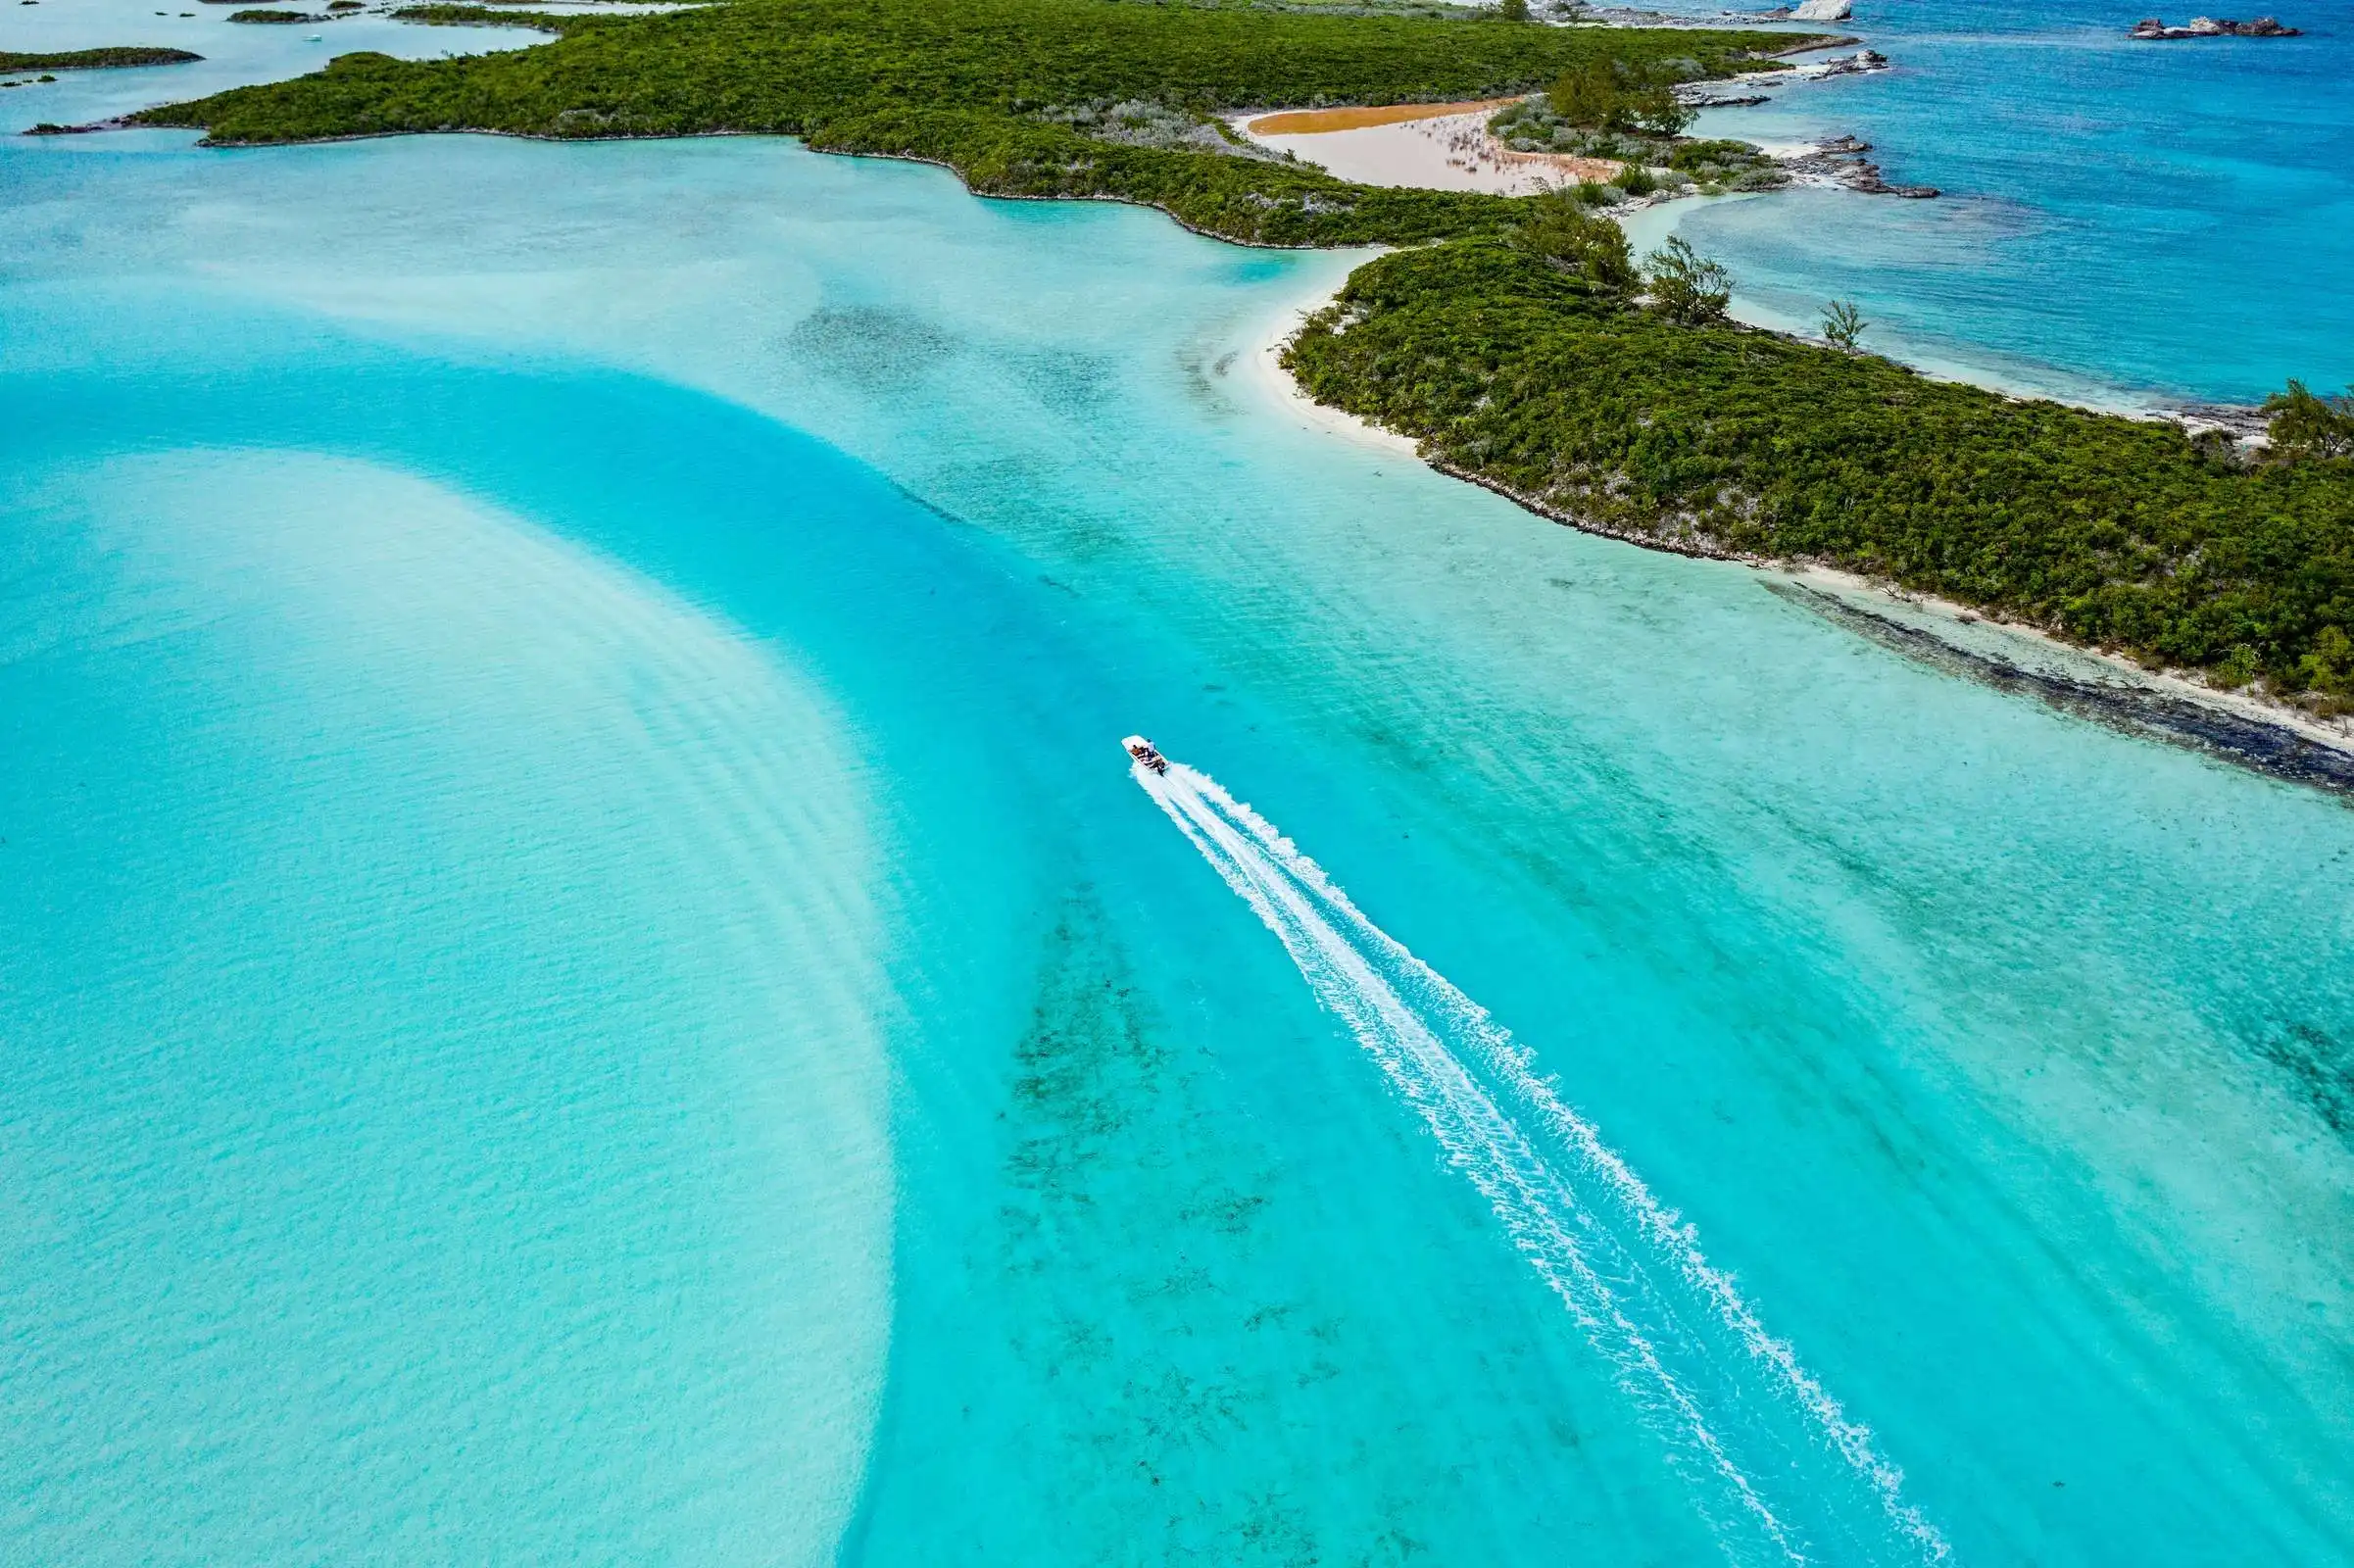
[3,96,2353,1568]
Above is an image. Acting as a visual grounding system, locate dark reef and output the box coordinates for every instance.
[1770,582,2354,799]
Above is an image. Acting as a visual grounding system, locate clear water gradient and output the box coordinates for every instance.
[1654,0,2354,404]
[1,56,2352,1568]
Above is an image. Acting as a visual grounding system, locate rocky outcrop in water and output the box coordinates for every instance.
[1677,49,1885,109]
[1817,48,1890,76]
[2130,15,2302,36]
[1781,133,1939,197]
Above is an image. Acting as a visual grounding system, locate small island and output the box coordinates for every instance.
[114,0,2354,717]
[228,8,324,20]
[0,46,203,71]
[2129,15,2301,37]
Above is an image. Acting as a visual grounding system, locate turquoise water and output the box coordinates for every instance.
[5,68,2354,1568]
[0,0,547,133]
[1657,0,2354,403]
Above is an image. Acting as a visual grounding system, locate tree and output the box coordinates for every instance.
[1822,298,1865,353]
[1548,62,1618,127]
[1495,0,1531,20]
[2263,380,2354,462]
[1547,61,1692,135]
[1517,187,1636,294]
[1620,71,1692,136]
[1644,235,1731,325]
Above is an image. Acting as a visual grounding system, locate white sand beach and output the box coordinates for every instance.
[1238,259,1422,458]
[1232,100,1618,196]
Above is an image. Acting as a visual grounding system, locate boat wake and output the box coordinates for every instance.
[1134,756,1949,1567]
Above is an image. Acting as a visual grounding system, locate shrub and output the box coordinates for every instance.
[2264,381,2354,463]
[1644,234,1730,324]
[1547,59,1692,137]
[1822,298,1864,353]
[1516,188,1635,293]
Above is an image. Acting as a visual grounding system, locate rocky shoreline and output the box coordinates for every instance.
[1404,447,2354,799]
[1778,129,1938,197]
[1767,582,2354,798]
[1670,52,1940,199]
[1670,49,1937,199]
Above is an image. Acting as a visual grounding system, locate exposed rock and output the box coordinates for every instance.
[1815,48,1889,76]
[2130,14,2301,36]
[1790,0,1851,19]
[2167,403,2271,441]
[1780,132,1937,197]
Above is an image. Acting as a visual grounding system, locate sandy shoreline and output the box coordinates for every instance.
[1239,259,1422,457]
[1241,267,2354,775]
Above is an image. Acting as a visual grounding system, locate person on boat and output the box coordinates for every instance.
[1123,735,1168,773]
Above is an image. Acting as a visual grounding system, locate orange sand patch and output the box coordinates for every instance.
[1498,149,1624,183]
[1246,98,1520,135]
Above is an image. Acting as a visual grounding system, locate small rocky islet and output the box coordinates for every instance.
[2129,15,2302,38]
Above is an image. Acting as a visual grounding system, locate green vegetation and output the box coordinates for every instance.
[2265,382,2354,463]
[1643,235,1729,325]
[1516,188,1634,292]
[1822,298,1865,353]
[0,46,202,70]
[1663,135,1781,189]
[135,0,1803,243]
[123,0,2354,710]
[1544,57,1689,136]
[228,8,320,20]
[1489,84,1783,194]
[1284,239,2354,704]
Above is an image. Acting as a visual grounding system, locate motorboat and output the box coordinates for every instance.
[1123,735,1168,773]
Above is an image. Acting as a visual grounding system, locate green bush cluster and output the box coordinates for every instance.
[0,46,203,69]
[1515,187,1634,292]
[1284,239,2354,701]
[129,0,2354,706]
[136,0,1802,243]
[1544,57,1689,135]
[1664,135,1782,190]
[1643,234,1728,324]
[2266,382,2354,463]
[1487,101,1781,195]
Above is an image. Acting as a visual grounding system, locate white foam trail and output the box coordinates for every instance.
[1136,758,1950,1567]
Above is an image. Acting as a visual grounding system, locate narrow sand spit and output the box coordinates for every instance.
[1234,102,1619,195]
